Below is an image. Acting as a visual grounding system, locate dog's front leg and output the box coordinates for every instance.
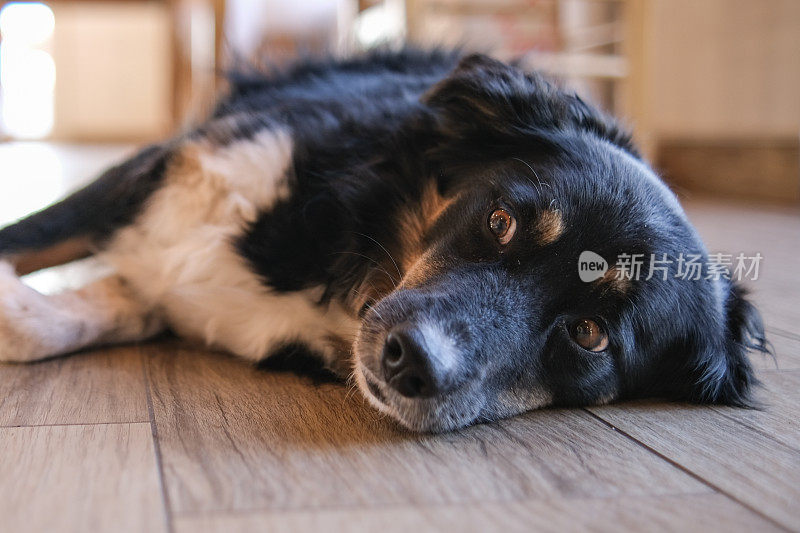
[0,262,164,362]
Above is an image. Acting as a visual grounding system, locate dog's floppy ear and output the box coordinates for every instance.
[423,54,533,139]
[687,282,767,407]
[423,53,639,157]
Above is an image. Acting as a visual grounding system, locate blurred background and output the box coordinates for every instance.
[0,0,798,230]
[0,6,798,530]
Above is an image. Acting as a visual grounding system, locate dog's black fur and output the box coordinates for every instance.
[0,49,768,431]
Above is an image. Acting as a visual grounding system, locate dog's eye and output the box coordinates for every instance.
[488,208,516,244]
[570,319,609,352]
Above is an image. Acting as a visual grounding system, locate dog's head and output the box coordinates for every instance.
[352,55,767,432]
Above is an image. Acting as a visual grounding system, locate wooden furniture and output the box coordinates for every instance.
[404,0,653,156]
[0,0,225,139]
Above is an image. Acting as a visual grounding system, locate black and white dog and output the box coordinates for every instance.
[0,50,768,432]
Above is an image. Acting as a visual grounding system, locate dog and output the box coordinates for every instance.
[0,50,768,432]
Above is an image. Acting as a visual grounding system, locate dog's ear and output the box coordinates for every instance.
[686,282,767,407]
[423,54,531,139]
[423,53,639,157]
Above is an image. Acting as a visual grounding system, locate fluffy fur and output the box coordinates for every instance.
[0,49,768,432]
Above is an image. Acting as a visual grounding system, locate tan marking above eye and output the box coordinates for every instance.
[488,208,517,245]
[595,266,631,294]
[535,209,564,245]
[570,318,609,352]
[396,180,454,273]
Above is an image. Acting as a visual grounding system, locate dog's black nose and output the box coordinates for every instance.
[381,323,455,398]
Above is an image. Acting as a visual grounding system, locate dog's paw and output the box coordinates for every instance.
[0,260,16,279]
[0,262,54,363]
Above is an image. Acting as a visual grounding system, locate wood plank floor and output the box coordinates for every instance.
[0,145,798,532]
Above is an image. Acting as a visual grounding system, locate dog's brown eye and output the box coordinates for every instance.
[570,319,609,352]
[488,208,516,244]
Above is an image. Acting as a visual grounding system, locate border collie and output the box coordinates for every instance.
[0,50,768,432]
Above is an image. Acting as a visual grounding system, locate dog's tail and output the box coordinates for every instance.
[0,143,172,275]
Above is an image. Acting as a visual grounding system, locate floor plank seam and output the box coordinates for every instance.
[581,408,792,532]
[0,420,151,429]
[167,487,715,520]
[142,351,176,533]
[708,407,800,454]
[767,327,800,343]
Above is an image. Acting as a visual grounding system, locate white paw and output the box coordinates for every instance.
[0,262,55,362]
[0,260,16,278]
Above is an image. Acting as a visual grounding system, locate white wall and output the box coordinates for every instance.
[649,0,800,140]
[51,3,172,140]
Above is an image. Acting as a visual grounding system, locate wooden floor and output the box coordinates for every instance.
[1,145,799,532]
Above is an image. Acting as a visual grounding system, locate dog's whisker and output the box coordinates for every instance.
[349,285,389,322]
[343,378,360,403]
[329,251,399,286]
[351,231,403,281]
[512,157,552,198]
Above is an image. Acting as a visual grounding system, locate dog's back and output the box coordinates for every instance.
[0,49,459,274]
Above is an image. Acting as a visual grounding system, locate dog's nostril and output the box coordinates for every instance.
[380,324,447,399]
[383,332,403,365]
[396,374,427,397]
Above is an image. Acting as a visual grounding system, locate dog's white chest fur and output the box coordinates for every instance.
[104,130,358,363]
